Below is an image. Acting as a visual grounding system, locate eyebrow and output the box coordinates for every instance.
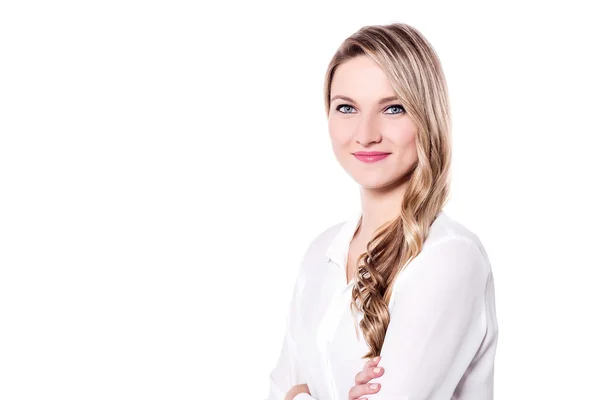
[330,95,399,105]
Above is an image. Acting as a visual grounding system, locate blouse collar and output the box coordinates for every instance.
[324,209,363,269]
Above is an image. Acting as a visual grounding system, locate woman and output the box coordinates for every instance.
[266,22,498,400]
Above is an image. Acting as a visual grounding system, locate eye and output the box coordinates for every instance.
[335,104,356,114]
[384,104,406,115]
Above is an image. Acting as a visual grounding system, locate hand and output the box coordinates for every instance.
[285,383,310,400]
[348,356,385,400]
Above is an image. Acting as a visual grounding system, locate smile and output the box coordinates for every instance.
[353,152,391,163]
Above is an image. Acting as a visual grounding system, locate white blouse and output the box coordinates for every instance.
[266,210,499,400]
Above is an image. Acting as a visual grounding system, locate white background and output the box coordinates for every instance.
[1,1,599,399]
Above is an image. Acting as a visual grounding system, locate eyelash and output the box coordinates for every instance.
[335,104,406,115]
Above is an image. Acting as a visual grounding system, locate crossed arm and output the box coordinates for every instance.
[267,238,490,400]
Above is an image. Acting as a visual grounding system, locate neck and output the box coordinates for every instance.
[355,177,410,242]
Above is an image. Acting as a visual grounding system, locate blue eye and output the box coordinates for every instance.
[384,104,406,114]
[335,104,406,115]
[336,104,356,114]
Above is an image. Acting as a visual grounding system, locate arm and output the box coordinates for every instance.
[366,238,490,399]
[266,272,317,400]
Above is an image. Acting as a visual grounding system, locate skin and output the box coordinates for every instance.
[285,55,419,399]
[349,356,385,399]
[284,384,310,400]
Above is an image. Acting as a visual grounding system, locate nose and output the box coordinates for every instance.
[353,112,382,146]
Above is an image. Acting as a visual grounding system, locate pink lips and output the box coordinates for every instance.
[353,151,391,163]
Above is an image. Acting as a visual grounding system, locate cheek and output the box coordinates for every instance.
[403,131,417,156]
[328,118,352,147]
[384,121,418,155]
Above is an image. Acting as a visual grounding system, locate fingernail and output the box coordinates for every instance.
[370,383,379,390]
[373,367,381,373]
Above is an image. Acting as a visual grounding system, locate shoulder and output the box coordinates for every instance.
[411,211,492,279]
[386,212,492,307]
[300,220,345,264]
[426,211,489,259]
[287,219,345,287]
[427,211,484,247]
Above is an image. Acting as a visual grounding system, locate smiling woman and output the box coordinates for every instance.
[265,22,498,400]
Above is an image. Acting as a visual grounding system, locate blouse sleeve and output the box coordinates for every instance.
[266,271,318,400]
[365,238,490,400]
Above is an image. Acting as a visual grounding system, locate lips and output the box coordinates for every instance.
[353,151,391,156]
[353,151,391,163]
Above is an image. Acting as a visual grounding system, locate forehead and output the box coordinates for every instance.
[330,55,395,100]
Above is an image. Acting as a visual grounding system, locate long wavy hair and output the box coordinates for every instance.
[323,23,452,359]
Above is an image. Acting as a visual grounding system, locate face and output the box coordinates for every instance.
[328,55,418,191]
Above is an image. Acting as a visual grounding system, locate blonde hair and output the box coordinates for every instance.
[323,23,452,359]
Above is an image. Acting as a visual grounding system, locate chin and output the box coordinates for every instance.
[350,170,411,192]
[353,175,398,190]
